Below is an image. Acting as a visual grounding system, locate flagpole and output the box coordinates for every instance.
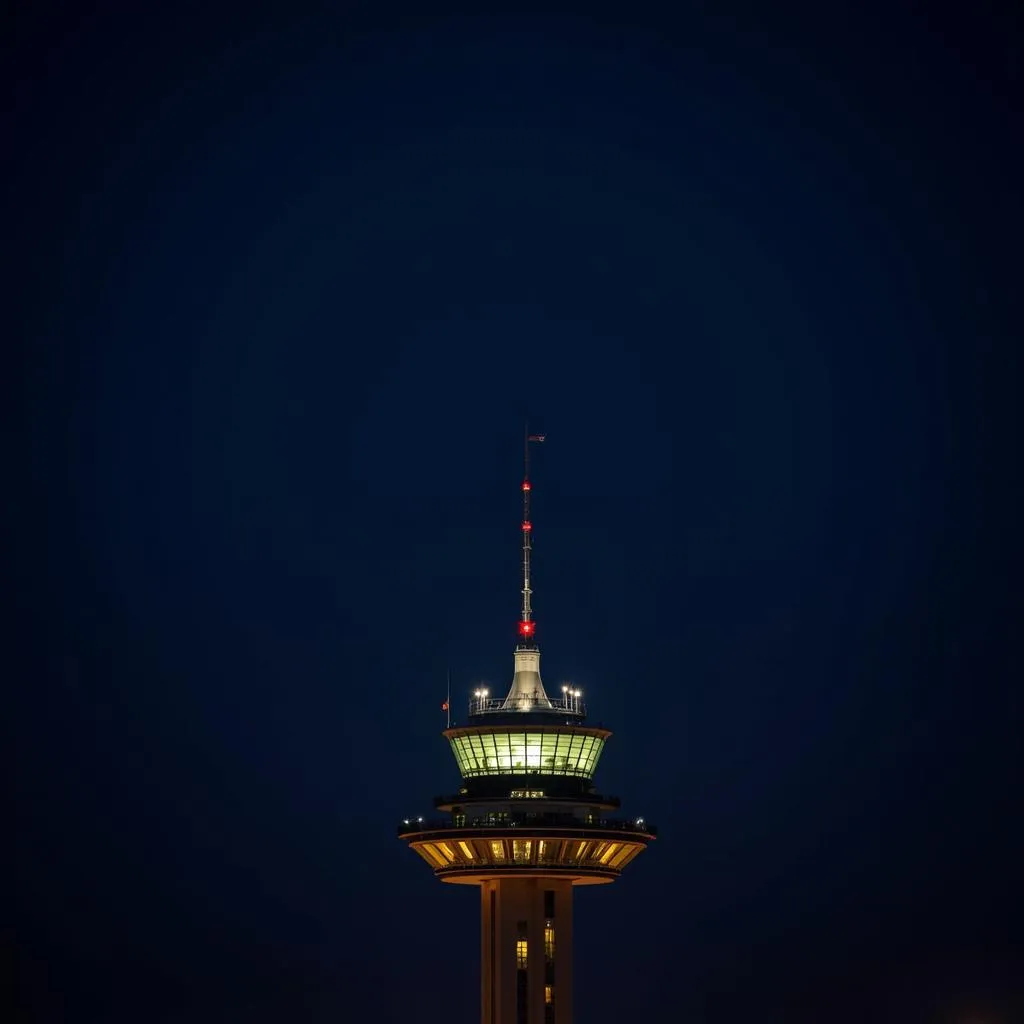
[446,668,451,729]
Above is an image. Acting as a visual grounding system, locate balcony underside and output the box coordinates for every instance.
[401,830,652,885]
[433,865,619,886]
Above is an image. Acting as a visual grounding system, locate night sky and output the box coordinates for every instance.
[9,6,1022,1023]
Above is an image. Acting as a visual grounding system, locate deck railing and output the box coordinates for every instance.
[398,816,656,837]
[468,694,586,717]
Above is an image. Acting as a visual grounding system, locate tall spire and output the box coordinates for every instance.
[505,428,551,711]
[519,427,545,646]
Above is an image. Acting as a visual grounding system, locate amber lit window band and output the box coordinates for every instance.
[410,837,646,874]
[447,730,607,778]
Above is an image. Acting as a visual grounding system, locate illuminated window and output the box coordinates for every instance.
[418,844,448,868]
[517,922,529,1024]
[544,921,555,960]
[490,840,506,862]
[567,733,584,767]
[537,840,550,862]
[510,734,526,770]
[525,734,542,768]
[457,841,475,861]
[545,985,553,1004]
[448,732,606,778]
[436,842,456,863]
[513,840,532,863]
[598,842,621,865]
[609,844,635,869]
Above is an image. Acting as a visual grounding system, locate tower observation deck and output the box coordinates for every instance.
[398,433,656,1024]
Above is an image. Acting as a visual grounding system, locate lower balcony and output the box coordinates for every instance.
[398,816,655,837]
[398,827,655,885]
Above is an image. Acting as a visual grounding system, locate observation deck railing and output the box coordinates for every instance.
[398,816,656,837]
[433,792,621,809]
[468,694,587,717]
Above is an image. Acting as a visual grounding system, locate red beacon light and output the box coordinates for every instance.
[522,480,531,492]
[518,620,536,637]
[522,521,532,532]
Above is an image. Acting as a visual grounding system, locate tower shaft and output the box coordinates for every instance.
[481,878,573,1024]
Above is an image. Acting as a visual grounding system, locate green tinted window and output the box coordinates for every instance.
[449,732,605,779]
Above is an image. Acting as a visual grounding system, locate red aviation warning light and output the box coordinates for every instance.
[518,620,536,638]
[522,521,532,532]
[522,480,531,492]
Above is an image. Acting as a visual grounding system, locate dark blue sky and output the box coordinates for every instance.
[10,6,1022,1023]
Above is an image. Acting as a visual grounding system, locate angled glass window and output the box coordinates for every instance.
[468,734,486,769]
[418,844,448,868]
[448,730,606,778]
[608,844,636,869]
[525,733,542,768]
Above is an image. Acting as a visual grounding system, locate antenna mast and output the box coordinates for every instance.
[519,428,545,645]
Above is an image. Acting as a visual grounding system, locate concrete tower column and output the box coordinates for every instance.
[480,878,575,1024]
[551,882,573,1024]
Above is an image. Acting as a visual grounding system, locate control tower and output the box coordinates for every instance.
[398,433,656,1024]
